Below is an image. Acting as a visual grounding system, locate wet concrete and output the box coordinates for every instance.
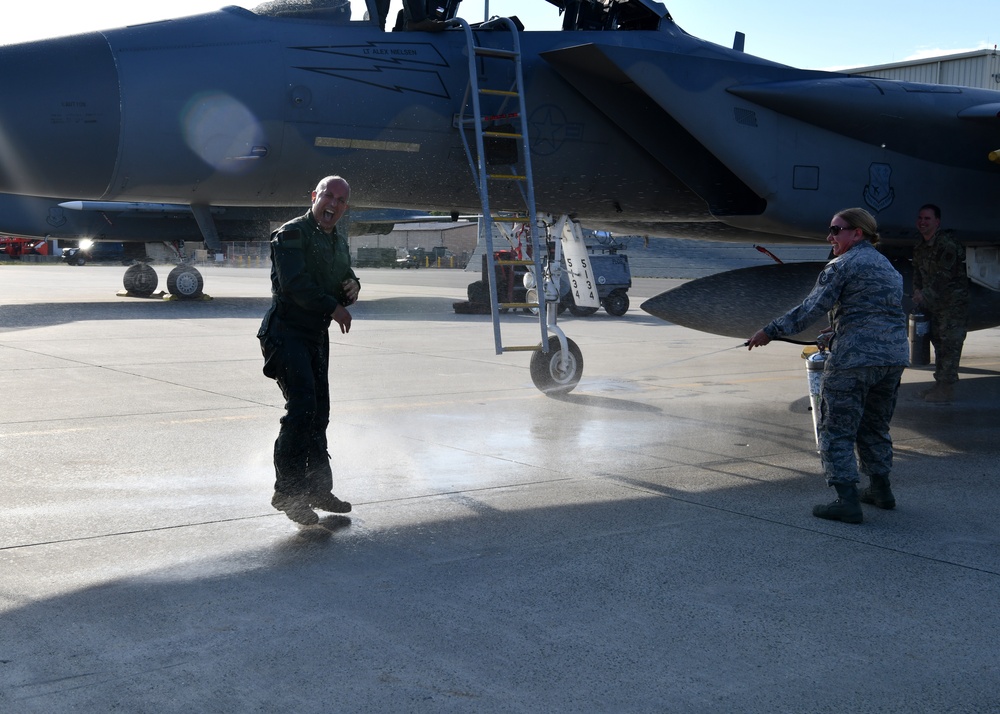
[2,263,999,712]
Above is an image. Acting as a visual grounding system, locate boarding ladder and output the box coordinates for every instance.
[453,17,555,358]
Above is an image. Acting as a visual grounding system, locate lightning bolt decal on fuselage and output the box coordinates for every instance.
[292,43,452,98]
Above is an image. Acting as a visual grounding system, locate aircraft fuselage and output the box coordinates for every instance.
[1,3,999,248]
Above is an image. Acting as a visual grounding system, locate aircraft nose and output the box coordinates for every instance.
[0,34,121,198]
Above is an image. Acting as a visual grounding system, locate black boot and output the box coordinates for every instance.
[813,482,863,524]
[311,492,352,514]
[860,474,896,510]
[271,491,319,525]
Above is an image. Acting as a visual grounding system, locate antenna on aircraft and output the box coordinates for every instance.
[733,31,745,52]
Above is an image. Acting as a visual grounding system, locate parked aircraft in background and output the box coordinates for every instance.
[0,0,998,384]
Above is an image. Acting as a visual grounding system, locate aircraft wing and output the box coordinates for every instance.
[0,194,440,244]
[0,194,298,245]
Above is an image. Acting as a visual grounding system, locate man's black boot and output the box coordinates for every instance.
[860,474,896,510]
[271,491,319,525]
[813,482,863,524]
[311,492,352,514]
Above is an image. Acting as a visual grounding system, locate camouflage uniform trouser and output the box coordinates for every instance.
[818,365,905,486]
[929,303,968,385]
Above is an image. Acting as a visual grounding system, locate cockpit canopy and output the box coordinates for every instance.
[252,0,670,31]
[545,0,669,31]
[254,0,353,21]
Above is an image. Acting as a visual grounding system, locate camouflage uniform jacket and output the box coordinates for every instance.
[258,211,358,340]
[912,229,969,311]
[763,240,909,370]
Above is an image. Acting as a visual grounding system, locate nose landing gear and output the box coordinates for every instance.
[529,333,584,395]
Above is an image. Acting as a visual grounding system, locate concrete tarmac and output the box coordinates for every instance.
[2,263,999,712]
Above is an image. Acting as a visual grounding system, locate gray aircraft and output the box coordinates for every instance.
[1,0,998,386]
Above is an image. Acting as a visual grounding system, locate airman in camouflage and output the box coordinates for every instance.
[912,204,969,403]
[747,208,908,524]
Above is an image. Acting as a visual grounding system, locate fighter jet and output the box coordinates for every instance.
[1,0,998,382]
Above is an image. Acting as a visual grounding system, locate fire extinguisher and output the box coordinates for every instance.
[908,310,930,366]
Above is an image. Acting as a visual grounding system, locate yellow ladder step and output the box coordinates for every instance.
[488,174,526,181]
[483,130,522,138]
[495,259,535,266]
[502,345,542,353]
[499,302,538,310]
[480,88,519,97]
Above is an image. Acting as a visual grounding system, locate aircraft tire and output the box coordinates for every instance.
[122,263,158,297]
[167,265,204,299]
[530,335,583,396]
[604,289,630,317]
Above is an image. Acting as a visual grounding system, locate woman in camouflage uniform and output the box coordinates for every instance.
[747,208,909,524]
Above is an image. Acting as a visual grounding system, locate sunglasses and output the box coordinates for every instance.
[828,225,856,236]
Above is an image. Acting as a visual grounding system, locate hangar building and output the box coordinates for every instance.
[848,48,1000,89]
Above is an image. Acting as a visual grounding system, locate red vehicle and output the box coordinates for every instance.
[0,236,49,258]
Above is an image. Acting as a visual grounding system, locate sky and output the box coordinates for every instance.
[0,0,994,70]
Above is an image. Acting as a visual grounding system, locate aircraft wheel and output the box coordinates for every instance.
[167,265,204,299]
[568,304,599,317]
[530,335,583,396]
[122,263,158,297]
[604,289,630,317]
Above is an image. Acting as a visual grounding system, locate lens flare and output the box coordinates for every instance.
[181,92,264,174]
[0,122,31,194]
